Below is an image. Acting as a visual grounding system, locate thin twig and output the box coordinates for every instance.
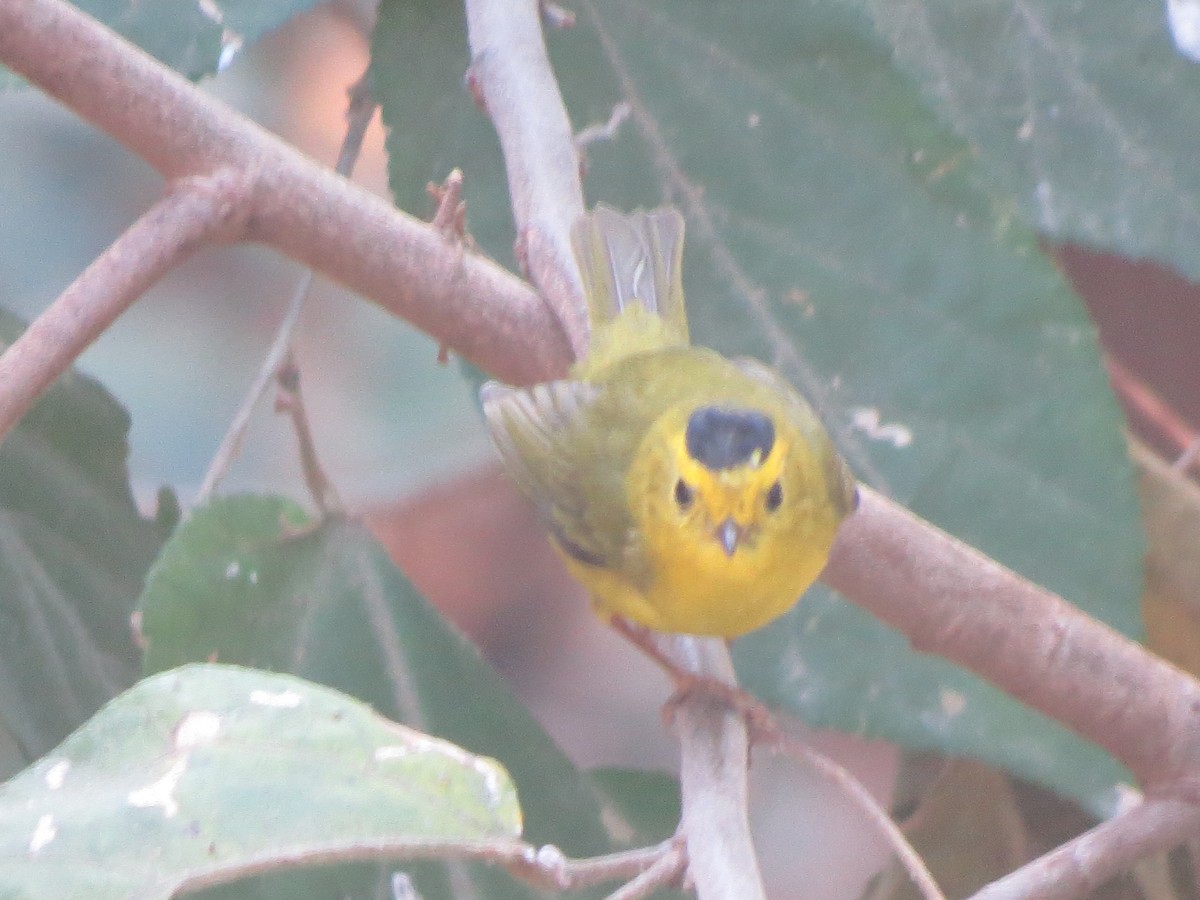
[1105,354,1200,474]
[274,356,342,515]
[198,70,379,503]
[175,834,682,896]
[604,838,687,900]
[575,101,631,150]
[970,796,1200,900]
[465,0,588,356]
[762,730,945,900]
[337,71,378,175]
[507,838,682,890]
[197,272,309,503]
[0,169,247,442]
[428,168,468,241]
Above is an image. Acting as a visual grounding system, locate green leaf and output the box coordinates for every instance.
[0,664,522,899]
[370,0,1143,811]
[0,310,164,777]
[137,497,671,898]
[2,0,324,87]
[843,0,1200,284]
[370,0,517,267]
[136,495,313,671]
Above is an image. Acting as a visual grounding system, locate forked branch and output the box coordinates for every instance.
[0,0,572,449]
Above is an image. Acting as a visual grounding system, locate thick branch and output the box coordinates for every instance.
[823,487,1200,791]
[465,0,588,355]
[0,0,571,392]
[0,170,246,436]
[668,636,766,900]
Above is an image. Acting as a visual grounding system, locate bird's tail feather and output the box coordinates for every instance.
[570,205,689,370]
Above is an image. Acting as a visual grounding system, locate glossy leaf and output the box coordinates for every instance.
[0,665,522,898]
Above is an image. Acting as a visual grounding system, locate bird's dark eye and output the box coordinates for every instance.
[674,479,695,509]
[765,480,783,512]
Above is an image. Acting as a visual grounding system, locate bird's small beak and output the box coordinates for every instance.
[717,519,740,557]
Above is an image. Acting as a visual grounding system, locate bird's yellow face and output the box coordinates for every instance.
[661,405,788,560]
[619,402,833,635]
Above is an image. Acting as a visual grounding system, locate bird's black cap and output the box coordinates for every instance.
[685,406,774,470]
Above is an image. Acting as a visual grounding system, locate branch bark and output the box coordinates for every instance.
[667,636,766,900]
[824,487,1200,794]
[0,0,571,421]
[465,0,589,356]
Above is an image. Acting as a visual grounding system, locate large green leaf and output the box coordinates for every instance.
[369,0,1143,811]
[0,665,522,899]
[137,496,675,898]
[843,0,1200,284]
[0,310,165,779]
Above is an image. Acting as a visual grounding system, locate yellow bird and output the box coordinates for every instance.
[481,206,857,637]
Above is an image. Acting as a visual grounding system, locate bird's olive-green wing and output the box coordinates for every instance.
[479,379,631,568]
[730,357,859,515]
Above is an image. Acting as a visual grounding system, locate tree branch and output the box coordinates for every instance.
[668,636,766,900]
[199,71,379,501]
[465,0,588,356]
[0,0,572,415]
[823,487,1200,795]
[174,833,679,896]
[763,731,944,900]
[0,169,247,438]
